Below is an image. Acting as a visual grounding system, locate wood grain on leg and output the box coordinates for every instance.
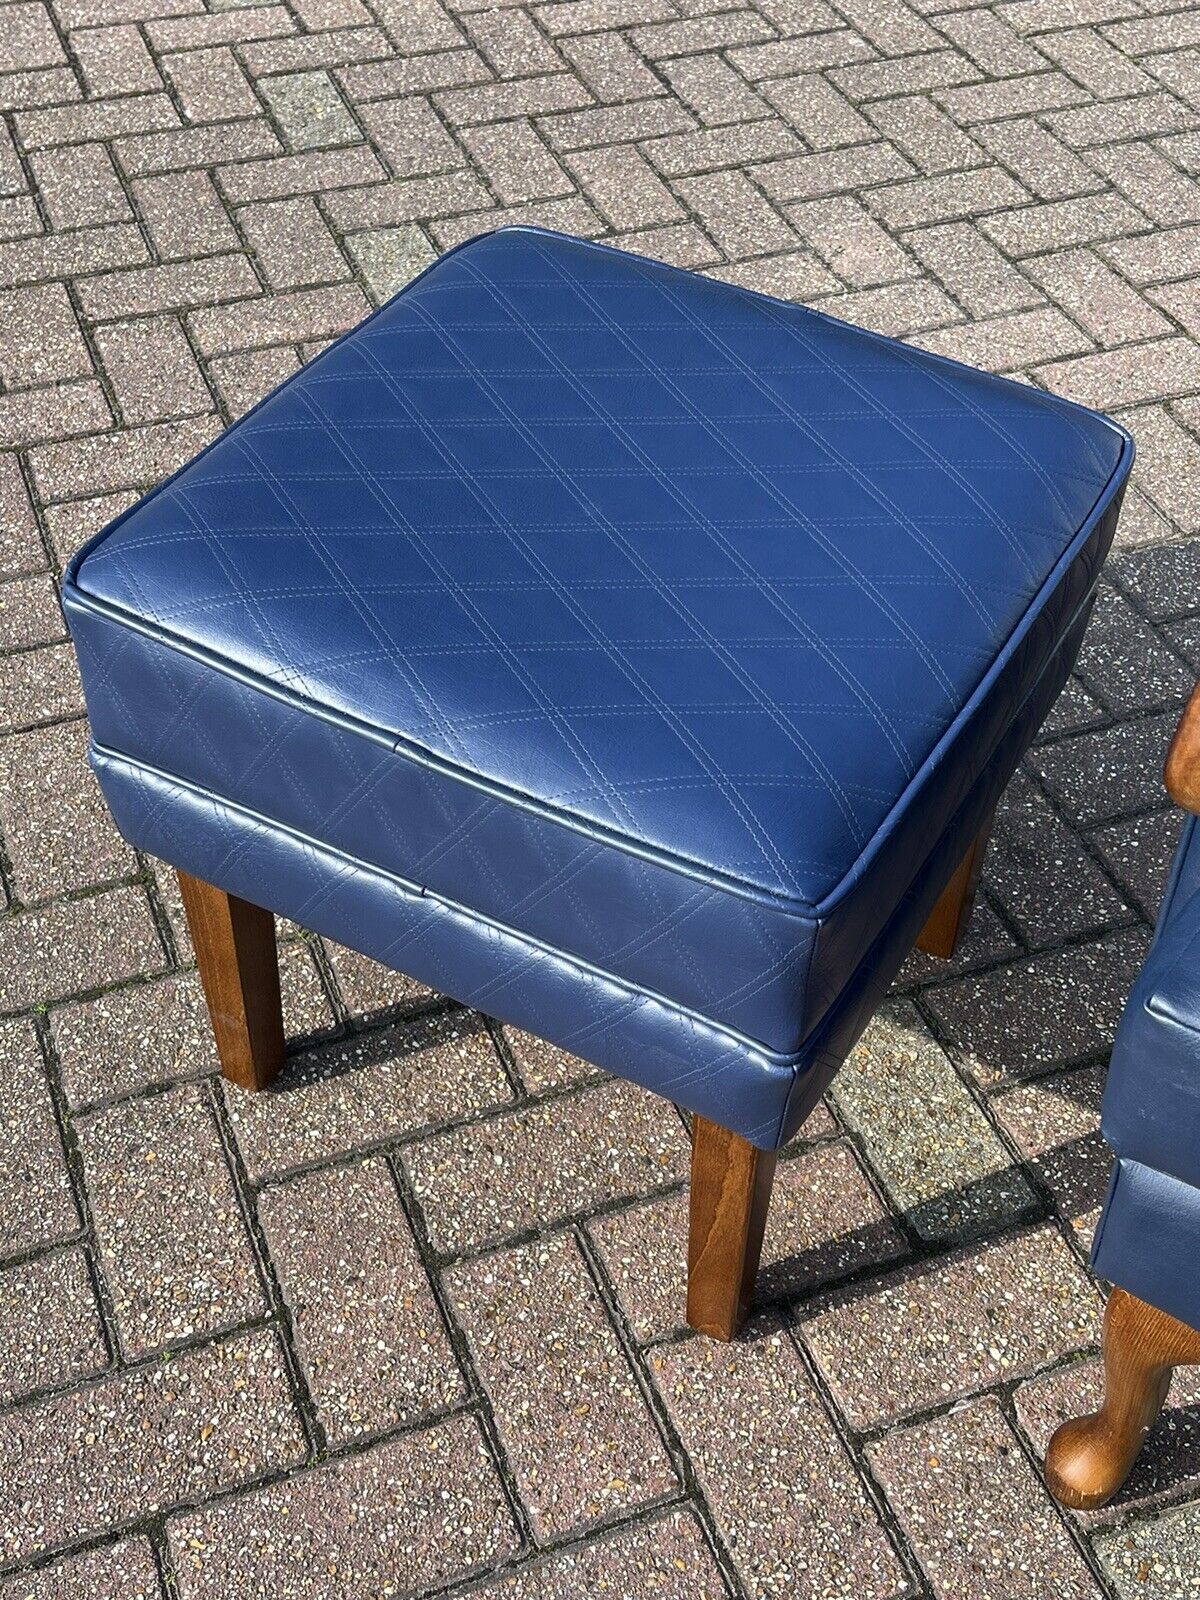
[1045,1288,1200,1511]
[687,1116,777,1342]
[915,816,993,961]
[177,870,284,1092]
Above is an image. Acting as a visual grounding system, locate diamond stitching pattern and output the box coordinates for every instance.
[74,225,1125,912]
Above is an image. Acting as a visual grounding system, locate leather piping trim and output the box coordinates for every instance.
[63,225,1134,921]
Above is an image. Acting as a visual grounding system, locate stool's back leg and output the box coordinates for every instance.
[177,870,284,1092]
[1045,1287,1200,1510]
[915,815,993,961]
[687,1116,777,1341]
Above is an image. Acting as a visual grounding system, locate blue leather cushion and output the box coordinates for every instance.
[65,227,1131,1097]
[1092,1158,1200,1335]
[1102,815,1200,1191]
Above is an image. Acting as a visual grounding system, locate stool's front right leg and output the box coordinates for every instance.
[686,1116,777,1341]
[177,870,285,1092]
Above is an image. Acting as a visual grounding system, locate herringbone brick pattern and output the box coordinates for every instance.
[3,0,1200,1595]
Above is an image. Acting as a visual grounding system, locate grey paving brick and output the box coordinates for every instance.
[0,1328,304,1563]
[1098,1502,1200,1596]
[662,52,770,125]
[168,1413,516,1599]
[501,1023,597,1092]
[0,1016,77,1254]
[0,1247,106,1404]
[114,119,281,178]
[0,455,46,580]
[865,92,984,174]
[870,166,1032,229]
[78,1081,264,1357]
[132,169,239,260]
[0,1538,163,1600]
[754,141,914,202]
[869,1398,1102,1599]
[217,145,384,205]
[993,1064,1111,1243]
[566,143,685,230]
[763,71,871,148]
[188,282,367,355]
[809,275,960,333]
[591,1139,904,1341]
[975,116,1101,200]
[224,1009,514,1180]
[800,1225,1099,1428]
[917,304,1089,369]
[447,1231,676,1538]
[404,1076,688,1254]
[1075,583,1195,712]
[465,6,565,78]
[242,25,391,79]
[259,70,360,151]
[258,1157,462,1443]
[676,167,798,255]
[0,641,83,731]
[833,1001,1035,1241]
[357,94,461,178]
[654,1321,906,1600]
[1050,93,1198,151]
[558,30,663,101]
[980,191,1149,258]
[1,4,64,73]
[322,938,436,1016]
[729,28,874,81]
[1024,247,1171,344]
[1037,338,1200,408]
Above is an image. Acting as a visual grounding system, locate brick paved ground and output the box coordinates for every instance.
[2,0,1200,1595]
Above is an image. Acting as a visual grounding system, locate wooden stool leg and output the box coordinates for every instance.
[177,870,284,1092]
[915,816,993,961]
[1045,1288,1200,1510]
[687,1116,777,1342]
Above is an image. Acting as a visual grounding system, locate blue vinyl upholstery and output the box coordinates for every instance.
[64,226,1132,1148]
[1093,813,1200,1332]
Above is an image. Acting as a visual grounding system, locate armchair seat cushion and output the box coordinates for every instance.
[64,226,1131,1148]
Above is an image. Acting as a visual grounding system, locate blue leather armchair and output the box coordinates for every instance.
[1046,686,1200,1509]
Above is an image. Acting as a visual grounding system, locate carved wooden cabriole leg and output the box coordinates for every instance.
[687,1115,778,1342]
[1045,1288,1200,1511]
[915,816,993,961]
[176,870,285,1092]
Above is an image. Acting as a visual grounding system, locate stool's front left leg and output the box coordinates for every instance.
[177,870,284,1092]
[1045,1287,1200,1510]
[687,1116,777,1341]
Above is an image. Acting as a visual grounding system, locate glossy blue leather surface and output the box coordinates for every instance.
[1092,1159,1200,1335]
[1102,815,1200,1192]
[65,226,1132,1145]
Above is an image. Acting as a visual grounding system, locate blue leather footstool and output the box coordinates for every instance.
[1046,697,1200,1509]
[64,226,1133,1340]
